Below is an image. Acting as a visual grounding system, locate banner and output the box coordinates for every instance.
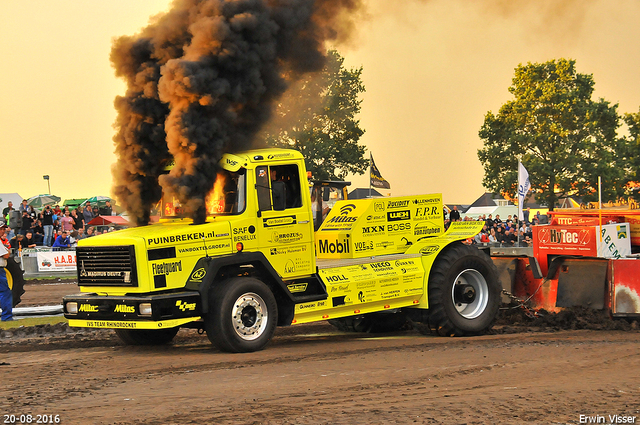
[370,154,390,189]
[37,250,77,272]
[517,162,531,221]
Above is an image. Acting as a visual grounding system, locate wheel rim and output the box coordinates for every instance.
[231,292,268,341]
[451,269,488,319]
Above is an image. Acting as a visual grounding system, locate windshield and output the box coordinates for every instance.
[160,169,246,219]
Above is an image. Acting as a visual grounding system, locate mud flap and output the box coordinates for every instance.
[555,258,608,309]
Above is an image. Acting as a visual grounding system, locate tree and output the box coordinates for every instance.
[623,108,640,200]
[478,59,624,210]
[262,50,368,180]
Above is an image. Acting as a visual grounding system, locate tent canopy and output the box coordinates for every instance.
[86,215,129,226]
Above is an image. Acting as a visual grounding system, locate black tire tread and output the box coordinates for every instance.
[425,243,500,337]
[6,258,26,308]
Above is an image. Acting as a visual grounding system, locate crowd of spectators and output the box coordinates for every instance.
[444,207,541,247]
[1,200,115,253]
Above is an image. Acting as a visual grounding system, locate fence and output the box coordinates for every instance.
[11,247,77,278]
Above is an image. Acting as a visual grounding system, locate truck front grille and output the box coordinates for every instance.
[77,246,138,287]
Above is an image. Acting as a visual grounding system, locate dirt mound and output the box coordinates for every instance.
[494,306,640,334]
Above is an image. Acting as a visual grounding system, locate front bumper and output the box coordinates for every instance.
[63,291,202,328]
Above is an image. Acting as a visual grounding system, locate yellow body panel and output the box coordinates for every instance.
[68,317,200,329]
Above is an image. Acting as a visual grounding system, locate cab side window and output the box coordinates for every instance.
[256,164,302,211]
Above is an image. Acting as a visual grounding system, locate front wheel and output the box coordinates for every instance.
[115,328,179,345]
[423,243,500,336]
[204,277,278,353]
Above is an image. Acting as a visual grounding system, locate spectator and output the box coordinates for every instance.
[32,220,44,245]
[76,228,86,240]
[83,203,95,230]
[449,205,461,222]
[71,209,83,231]
[86,227,95,237]
[20,211,33,236]
[52,231,71,249]
[494,214,502,225]
[60,210,75,233]
[18,199,29,214]
[23,231,37,248]
[480,231,491,243]
[486,214,494,229]
[69,230,79,248]
[92,206,99,218]
[489,228,497,243]
[0,224,10,250]
[99,200,113,216]
[506,228,518,245]
[2,201,14,223]
[523,207,530,224]
[0,224,13,321]
[28,205,37,221]
[9,234,26,254]
[53,204,62,216]
[42,205,54,246]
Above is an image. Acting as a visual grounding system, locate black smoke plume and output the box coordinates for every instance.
[111,0,362,225]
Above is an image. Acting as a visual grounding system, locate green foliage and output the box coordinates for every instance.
[262,50,367,180]
[623,108,640,199]
[478,59,625,210]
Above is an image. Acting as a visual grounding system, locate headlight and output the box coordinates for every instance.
[66,302,78,314]
[139,303,153,316]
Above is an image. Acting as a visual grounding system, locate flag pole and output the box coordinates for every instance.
[598,176,602,242]
[369,152,372,198]
[517,162,521,247]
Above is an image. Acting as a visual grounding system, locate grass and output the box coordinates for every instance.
[0,316,67,330]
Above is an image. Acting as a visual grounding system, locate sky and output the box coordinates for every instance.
[2,0,640,208]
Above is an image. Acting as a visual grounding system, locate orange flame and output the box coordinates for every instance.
[206,172,227,214]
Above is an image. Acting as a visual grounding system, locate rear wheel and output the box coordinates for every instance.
[204,277,278,353]
[420,243,500,336]
[6,258,25,307]
[115,328,179,345]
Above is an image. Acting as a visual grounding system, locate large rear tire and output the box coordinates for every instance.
[328,312,409,333]
[115,328,179,345]
[423,243,500,336]
[6,257,26,307]
[204,277,278,353]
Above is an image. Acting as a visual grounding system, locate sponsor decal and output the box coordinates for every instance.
[178,243,230,253]
[176,300,196,311]
[415,206,441,220]
[325,274,348,283]
[269,231,303,244]
[330,284,350,292]
[362,225,384,235]
[267,152,294,159]
[83,270,125,278]
[354,241,374,252]
[318,237,350,254]
[387,222,411,232]
[387,200,410,209]
[233,225,257,242]
[298,302,317,309]
[339,204,357,215]
[617,225,628,239]
[263,215,297,227]
[366,214,386,222]
[152,261,183,276]
[114,304,135,313]
[331,295,352,307]
[539,228,591,245]
[270,245,308,256]
[79,304,98,312]
[190,267,206,282]
[148,231,216,246]
[413,198,440,205]
[358,291,366,302]
[387,210,410,221]
[394,259,416,267]
[414,222,441,236]
[86,321,137,328]
[419,245,439,256]
[226,157,238,167]
[376,241,394,249]
[374,201,385,212]
[284,259,296,274]
[356,281,375,288]
[370,261,394,272]
[381,289,401,299]
[287,283,308,293]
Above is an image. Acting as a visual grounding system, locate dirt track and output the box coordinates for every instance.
[3,281,640,424]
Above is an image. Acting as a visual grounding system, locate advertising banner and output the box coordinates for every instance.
[37,250,77,272]
[597,223,631,259]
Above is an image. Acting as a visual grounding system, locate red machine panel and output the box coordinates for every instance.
[611,259,640,316]
[533,225,598,275]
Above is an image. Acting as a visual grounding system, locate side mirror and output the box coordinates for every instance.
[322,188,331,202]
[272,181,286,211]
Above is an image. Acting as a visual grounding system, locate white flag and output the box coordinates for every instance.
[518,162,531,221]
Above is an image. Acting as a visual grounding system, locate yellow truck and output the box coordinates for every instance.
[63,148,500,352]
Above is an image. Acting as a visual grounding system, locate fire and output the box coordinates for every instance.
[206,173,227,214]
